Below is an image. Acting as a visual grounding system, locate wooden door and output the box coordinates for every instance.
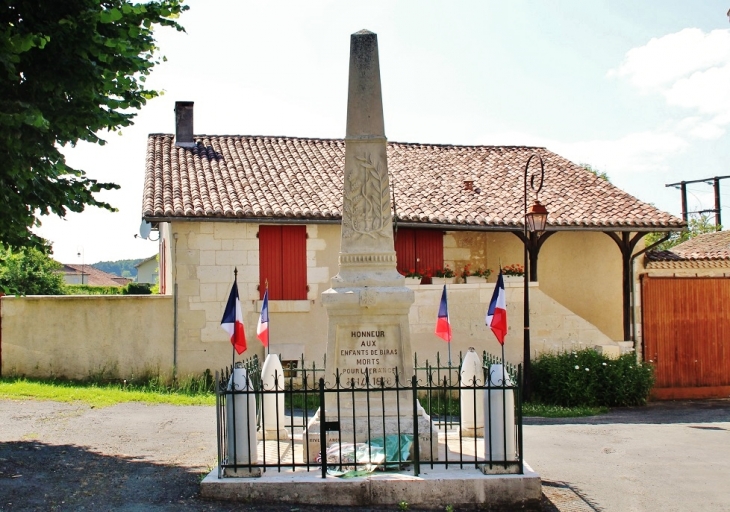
[641,275,730,399]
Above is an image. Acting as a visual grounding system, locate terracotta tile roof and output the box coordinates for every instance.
[645,231,730,262]
[143,135,683,230]
[60,264,132,286]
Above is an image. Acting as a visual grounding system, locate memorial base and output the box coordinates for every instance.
[460,426,484,438]
[223,466,262,478]
[257,428,290,441]
[304,406,439,463]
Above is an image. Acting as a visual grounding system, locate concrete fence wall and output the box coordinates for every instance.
[408,280,615,367]
[1,295,174,380]
[0,283,615,380]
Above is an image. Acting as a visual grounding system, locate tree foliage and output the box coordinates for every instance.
[645,213,720,251]
[0,246,66,295]
[92,258,143,278]
[0,0,188,250]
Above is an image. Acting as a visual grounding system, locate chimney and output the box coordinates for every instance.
[175,101,195,147]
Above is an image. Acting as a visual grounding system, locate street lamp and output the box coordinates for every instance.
[523,154,548,402]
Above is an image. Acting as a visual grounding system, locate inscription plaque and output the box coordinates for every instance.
[335,324,402,387]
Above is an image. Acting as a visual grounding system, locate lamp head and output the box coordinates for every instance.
[526,199,548,233]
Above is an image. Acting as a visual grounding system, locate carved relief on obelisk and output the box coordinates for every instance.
[342,152,392,241]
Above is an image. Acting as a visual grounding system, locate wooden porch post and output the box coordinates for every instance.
[605,231,645,341]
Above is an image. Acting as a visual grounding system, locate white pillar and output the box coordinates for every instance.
[483,364,516,462]
[259,353,289,440]
[225,367,260,476]
[460,348,484,437]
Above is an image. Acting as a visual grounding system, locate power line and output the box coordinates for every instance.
[665,175,730,227]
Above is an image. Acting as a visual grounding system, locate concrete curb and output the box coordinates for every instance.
[201,462,542,510]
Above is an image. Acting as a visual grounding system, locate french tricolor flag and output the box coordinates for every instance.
[221,281,247,355]
[486,271,507,345]
[435,285,452,342]
[257,288,269,348]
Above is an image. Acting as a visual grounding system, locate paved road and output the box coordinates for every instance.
[1,398,728,511]
[524,399,730,512]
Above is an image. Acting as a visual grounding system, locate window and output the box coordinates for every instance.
[394,228,443,279]
[259,225,307,300]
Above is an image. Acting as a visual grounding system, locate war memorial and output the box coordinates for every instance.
[200,30,541,510]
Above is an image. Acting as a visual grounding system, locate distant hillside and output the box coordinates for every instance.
[92,259,143,279]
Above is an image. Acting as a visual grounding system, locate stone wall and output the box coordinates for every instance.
[163,223,623,373]
[1,295,173,380]
[444,230,624,342]
[165,221,339,374]
[408,280,614,366]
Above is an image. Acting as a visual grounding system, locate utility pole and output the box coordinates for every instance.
[666,175,730,229]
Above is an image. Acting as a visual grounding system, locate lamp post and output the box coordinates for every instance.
[523,154,548,402]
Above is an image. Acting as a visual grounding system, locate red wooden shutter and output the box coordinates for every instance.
[394,228,416,275]
[394,228,443,279]
[415,230,443,276]
[259,225,283,299]
[282,226,307,300]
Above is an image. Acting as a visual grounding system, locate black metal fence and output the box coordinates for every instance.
[215,352,522,479]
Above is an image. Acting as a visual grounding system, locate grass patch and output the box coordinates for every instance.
[0,377,216,408]
[523,402,607,418]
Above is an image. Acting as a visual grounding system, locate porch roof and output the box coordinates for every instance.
[143,134,683,231]
[646,230,730,262]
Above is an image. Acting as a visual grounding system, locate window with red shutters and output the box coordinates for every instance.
[394,228,443,278]
[259,225,307,300]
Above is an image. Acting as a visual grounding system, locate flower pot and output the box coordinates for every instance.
[404,277,422,285]
[432,277,455,285]
[502,275,524,283]
[466,276,489,284]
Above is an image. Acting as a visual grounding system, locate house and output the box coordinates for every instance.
[638,231,730,399]
[135,255,159,285]
[60,263,131,287]
[141,102,684,375]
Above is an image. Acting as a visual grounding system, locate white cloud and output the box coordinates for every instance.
[609,28,730,140]
[552,130,689,174]
[609,28,730,90]
[663,65,730,117]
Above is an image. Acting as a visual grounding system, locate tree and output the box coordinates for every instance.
[0,246,66,295]
[92,258,142,278]
[1,1,188,251]
[644,213,720,251]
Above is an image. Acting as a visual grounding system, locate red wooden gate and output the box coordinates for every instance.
[641,275,730,399]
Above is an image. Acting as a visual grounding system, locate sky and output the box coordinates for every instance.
[36,0,730,265]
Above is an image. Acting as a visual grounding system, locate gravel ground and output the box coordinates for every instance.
[1,398,728,511]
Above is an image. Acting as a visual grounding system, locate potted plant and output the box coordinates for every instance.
[501,263,524,282]
[470,267,492,282]
[401,268,423,285]
[432,265,455,285]
[460,264,471,283]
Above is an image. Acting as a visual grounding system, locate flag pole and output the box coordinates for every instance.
[501,342,506,384]
[232,267,238,369]
[447,285,452,367]
[265,279,270,356]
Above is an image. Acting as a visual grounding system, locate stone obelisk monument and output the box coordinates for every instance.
[307,30,435,460]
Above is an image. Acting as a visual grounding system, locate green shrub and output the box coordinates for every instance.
[532,348,654,407]
[123,282,153,295]
[64,284,124,295]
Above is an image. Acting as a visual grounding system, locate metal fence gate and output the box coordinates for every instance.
[641,275,730,399]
